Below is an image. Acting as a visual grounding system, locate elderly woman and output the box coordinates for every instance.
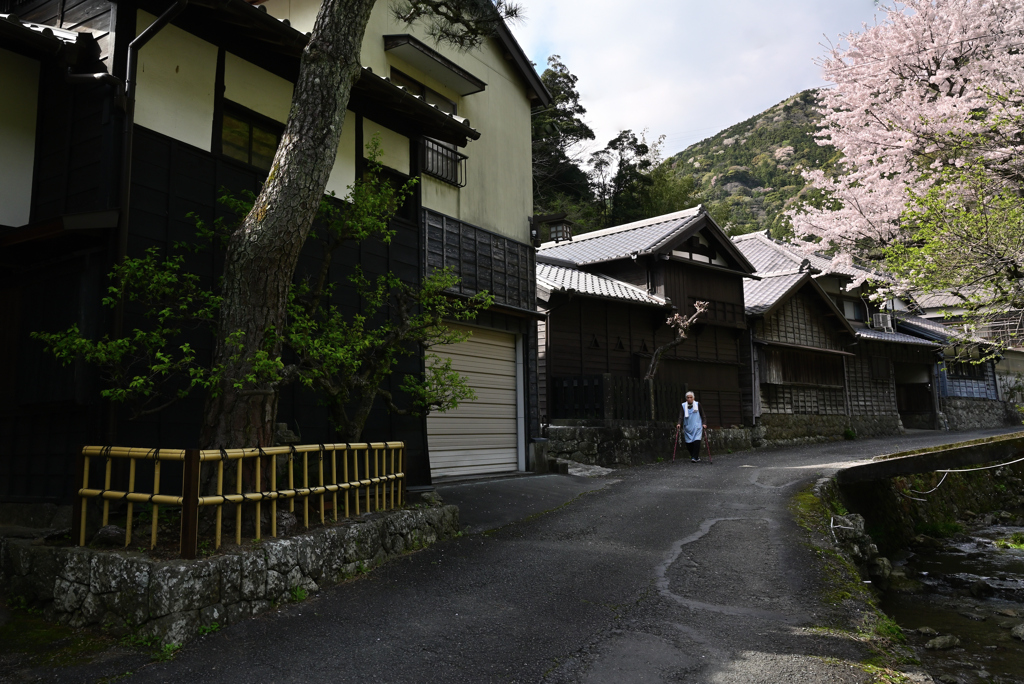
[676,391,707,463]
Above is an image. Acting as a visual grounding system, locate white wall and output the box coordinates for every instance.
[134,10,217,151]
[363,118,409,174]
[224,52,293,123]
[325,109,358,198]
[0,48,39,227]
[265,0,535,243]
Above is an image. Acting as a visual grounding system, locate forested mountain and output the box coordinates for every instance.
[663,90,837,237]
[531,61,834,240]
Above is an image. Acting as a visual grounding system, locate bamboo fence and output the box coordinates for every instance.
[73,442,405,558]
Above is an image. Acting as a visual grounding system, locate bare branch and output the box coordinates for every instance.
[644,301,710,380]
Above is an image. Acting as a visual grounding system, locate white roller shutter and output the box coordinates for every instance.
[427,325,519,479]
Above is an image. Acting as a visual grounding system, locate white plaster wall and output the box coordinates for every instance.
[0,48,39,227]
[267,0,535,243]
[363,118,409,174]
[325,109,358,198]
[224,52,294,123]
[421,176,459,218]
[134,10,217,151]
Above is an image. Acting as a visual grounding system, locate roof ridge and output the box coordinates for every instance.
[754,267,810,278]
[538,206,702,250]
[731,231,768,242]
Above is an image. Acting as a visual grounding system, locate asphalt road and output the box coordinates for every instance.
[71,428,1024,683]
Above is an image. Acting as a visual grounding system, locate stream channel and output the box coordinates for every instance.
[881,515,1024,684]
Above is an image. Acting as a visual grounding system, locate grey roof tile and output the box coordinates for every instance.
[855,328,940,347]
[732,231,866,280]
[537,207,703,266]
[537,263,667,307]
[743,271,808,316]
[732,232,808,274]
[896,314,983,344]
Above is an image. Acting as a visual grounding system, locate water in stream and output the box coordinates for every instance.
[881,522,1024,684]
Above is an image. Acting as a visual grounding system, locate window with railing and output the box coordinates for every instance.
[422,138,467,187]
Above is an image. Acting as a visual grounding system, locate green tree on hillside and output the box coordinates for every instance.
[532,55,595,207]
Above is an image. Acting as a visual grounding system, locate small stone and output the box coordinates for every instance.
[925,634,960,650]
[937,675,961,684]
[1011,623,1024,640]
[959,611,987,621]
[419,491,443,505]
[970,579,995,598]
[276,511,298,538]
[92,525,127,547]
[869,556,892,582]
[917,626,939,636]
[200,603,225,627]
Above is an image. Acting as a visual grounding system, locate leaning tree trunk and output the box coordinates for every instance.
[200,0,377,451]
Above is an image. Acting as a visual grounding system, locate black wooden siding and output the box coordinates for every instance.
[124,126,429,477]
[0,124,439,502]
[0,251,108,502]
[752,289,854,417]
[423,209,535,312]
[31,60,120,223]
[544,287,747,427]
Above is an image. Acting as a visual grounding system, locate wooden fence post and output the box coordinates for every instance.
[647,379,656,421]
[180,449,201,559]
[72,445,86,546]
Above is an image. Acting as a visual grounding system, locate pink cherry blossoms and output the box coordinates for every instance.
[791,0,1024,259]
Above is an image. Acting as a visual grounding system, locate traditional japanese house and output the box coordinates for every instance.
[737,231,942,438]
[895,315,1005,428]
[536,207,758,428]
[914,291,1024,405]
[0,0,549,504]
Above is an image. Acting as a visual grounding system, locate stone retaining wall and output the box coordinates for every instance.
[544,414,906,467]
[0,505,458,646]
[942,396,1021,432]
[545,404,1019,468]
[543,421,753,466]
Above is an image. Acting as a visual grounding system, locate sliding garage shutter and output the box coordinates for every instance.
[427,325,519,480]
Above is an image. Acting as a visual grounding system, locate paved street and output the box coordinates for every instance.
[43,428,1024,683]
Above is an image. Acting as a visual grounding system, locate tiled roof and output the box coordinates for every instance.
[732,231,867,280]
[916,293,962,308]
[743,271,808,316]
[537,263,667,307]
[855,328,940,347]
[733,232,810,274]
[537,207,704,266]
[897,314,981,344]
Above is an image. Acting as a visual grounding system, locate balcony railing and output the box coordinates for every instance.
[422,138,467,187]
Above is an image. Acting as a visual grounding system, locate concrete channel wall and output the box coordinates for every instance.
[0,505,459,646]
[838,459,1024,552]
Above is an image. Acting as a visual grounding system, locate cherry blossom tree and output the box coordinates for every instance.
[790,0,1024,265]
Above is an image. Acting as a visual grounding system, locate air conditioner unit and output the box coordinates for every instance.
[872,312,895,332]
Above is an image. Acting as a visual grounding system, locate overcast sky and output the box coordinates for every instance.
[512,0,881,158]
